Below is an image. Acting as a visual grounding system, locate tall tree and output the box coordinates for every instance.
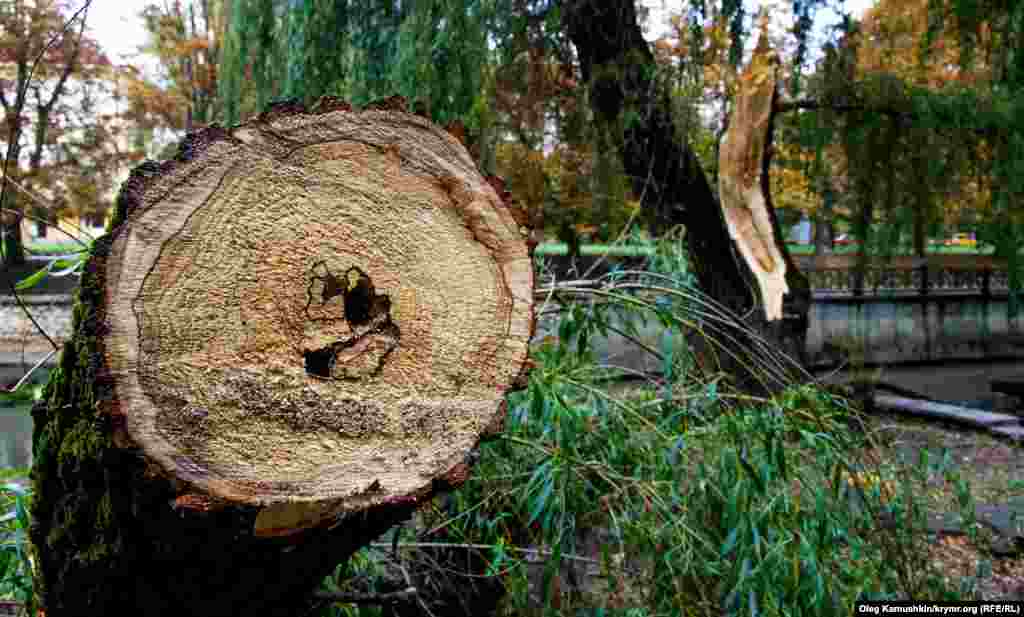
[924,0,1024,295]
[563,0,811,392]
[217,0,495,130]
[134,0,226,133]
[1,0,120,265]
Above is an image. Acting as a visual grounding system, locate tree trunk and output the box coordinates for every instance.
[28,96,536,616]
[814,180,835,255]
[913,203,926,257]
[563,2,810,392]
[1,192,24,265]
[1,140,26,266]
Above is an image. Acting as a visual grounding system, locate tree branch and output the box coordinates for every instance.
[774,97,909,120]
[774,96,1006,140]
[41,4,89,113]
[312,587,418,606]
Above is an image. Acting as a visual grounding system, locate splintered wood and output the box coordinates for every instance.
[717,29,789,321]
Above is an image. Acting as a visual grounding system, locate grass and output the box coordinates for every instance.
[3,231,1012,615]
[311,233,1003,616]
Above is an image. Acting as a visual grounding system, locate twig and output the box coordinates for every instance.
[2,250,70,395]
[312,586,418,605]
[396,558,437,617]
[6,282,59,352]
[368,541,643,575]
[3,348,56,395]
[0,170,96,248]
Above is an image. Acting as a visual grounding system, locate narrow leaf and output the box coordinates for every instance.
[15,497,29,531]
[47,257,84,277]
[528,477,554,525]
[1,483,27,498]
[14,266,49,291]
[721,525,740,557]
[738,448,766,495]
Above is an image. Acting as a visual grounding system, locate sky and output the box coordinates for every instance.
[87,0,879,70]
[86,1,151,66]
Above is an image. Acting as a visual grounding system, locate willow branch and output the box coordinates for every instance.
[775,97,1003,137]
[774,98,909,120]
[0,169,94,249]
[312,587,418,605]
[6,281,60,352]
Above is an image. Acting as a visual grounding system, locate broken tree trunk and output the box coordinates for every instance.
[28,96,535,617]
[717,27,810,365]
[563,2,810,393]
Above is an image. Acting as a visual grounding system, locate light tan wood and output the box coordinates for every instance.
[717,26,789,321]
[98,99,535,536]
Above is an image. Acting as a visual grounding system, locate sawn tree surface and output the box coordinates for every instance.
[28,96,535,617]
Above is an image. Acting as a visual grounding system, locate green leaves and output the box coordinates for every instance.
[0,482,35,608]
[316,232,960,614]
[14,255,84,291]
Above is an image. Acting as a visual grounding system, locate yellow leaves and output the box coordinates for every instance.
[769,141,825,219]
[495,142,547,214]
[856,0,994,90]
[841,470,898,503]
[174,37,212,57]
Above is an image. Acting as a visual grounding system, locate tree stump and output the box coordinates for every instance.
[28,96,535,616]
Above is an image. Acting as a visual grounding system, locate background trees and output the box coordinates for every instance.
[776,0,1024,266]
[7,1,1024,613]
[9,0,1023,268]
[7,0,1024,329]
[0,0,133,266]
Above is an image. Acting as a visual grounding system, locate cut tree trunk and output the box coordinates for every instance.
[28,96,535,617]
[563,2,810,393]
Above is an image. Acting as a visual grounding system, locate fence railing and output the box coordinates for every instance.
[794,255,1012,298]
[0,254,1014,307]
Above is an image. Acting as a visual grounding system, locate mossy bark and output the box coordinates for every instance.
[30,233,420,616]
[28,96,534,616]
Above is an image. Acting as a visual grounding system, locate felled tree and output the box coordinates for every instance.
[28,96,535,617]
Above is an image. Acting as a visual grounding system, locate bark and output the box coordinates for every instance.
[562,1,810,392]
[1,88,27,267]
[813,219,833,255]
[0,171,24,266]
[28,96,535,616]
[913,200,927,257]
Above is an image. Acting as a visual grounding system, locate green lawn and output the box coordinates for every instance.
[23,239,998,258]
[535,242,995,257]
[534,243,655,256]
